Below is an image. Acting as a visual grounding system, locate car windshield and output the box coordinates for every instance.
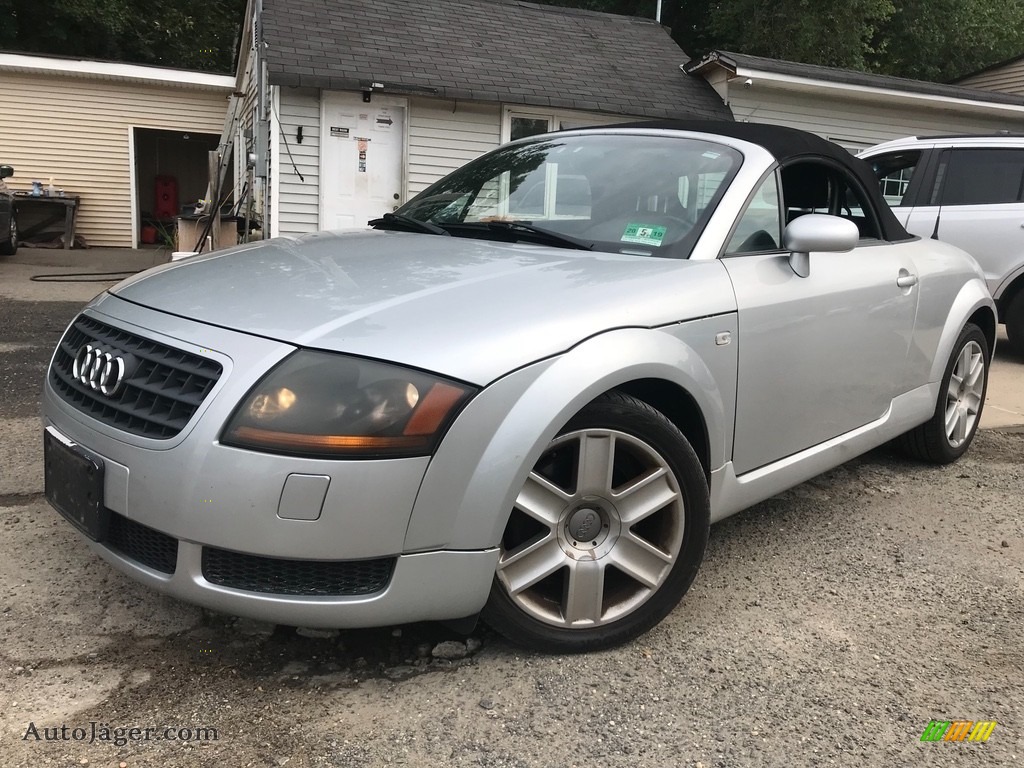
[395,133,743,258]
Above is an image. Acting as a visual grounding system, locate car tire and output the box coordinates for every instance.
[1005,291,1024,357]
[482,391,710,653]
[0,214,16,256]
[900,323,989,464]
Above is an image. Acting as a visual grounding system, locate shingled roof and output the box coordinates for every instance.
[260,0,731,120]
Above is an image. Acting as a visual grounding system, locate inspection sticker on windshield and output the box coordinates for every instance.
[621,223,666,246]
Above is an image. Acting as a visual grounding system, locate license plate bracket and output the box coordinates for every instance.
[44,430,108,541]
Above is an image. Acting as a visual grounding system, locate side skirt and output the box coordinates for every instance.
[709,383,937,523]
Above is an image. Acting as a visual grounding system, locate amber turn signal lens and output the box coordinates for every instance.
[403,383,469,436]
[227,426,431,452]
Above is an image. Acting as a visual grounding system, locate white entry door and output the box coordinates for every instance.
[320,92,406,230]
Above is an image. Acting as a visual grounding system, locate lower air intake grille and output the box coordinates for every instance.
[201,548,394,596]
[106,512,179,574]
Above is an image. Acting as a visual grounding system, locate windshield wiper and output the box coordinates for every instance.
[446,221,593,251]
[368,212,450,236]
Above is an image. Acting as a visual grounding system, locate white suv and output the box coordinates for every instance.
[861,135,1024,354]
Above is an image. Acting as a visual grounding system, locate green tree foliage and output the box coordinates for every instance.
[536,0,1024,82]
[0,0,245,72]
[3,0,1023,82]
[695,0,896,72]
[870,0,1024,81]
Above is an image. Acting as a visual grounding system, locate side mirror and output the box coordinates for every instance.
[0,165,13,180]
[782,214,859,277]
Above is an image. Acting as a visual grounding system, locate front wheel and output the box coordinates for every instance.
[482,391,710,653]
[900,323,989,464]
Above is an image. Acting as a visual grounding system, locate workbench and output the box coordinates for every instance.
[13,194,80,249]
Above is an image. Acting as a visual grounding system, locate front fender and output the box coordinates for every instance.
[403,318,737,553]
[927,279,997,383]
[993,262,1024,306]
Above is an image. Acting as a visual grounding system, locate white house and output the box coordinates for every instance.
[686,50,1024,153]
[228,0,731,239]
[956,53,1024,96]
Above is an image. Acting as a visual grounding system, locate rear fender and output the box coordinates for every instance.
[993,263,1024,309]
[928,280,997,383]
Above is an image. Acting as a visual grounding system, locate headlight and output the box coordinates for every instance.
[222,351,476,458]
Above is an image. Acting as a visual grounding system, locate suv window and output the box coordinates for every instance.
[869,151,921,207]
[941,149,1024,206]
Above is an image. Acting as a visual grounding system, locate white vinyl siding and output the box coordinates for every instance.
[276,87,320,236]
[727,89,1024,150]
[407,98,501,197]
[959,60,1024,96]
[0,71,229,247]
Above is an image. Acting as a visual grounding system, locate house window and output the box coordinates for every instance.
[510,116,550,141]
[503,108,622,143]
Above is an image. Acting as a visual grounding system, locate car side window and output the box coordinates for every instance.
[725,173,782,254]
[869,151,921,207]
[940,149,1024,206]
[781,162,882,241]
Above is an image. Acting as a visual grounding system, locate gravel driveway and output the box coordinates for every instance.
[1,253,1021,767]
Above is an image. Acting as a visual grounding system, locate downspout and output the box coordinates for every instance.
[254,0,272,238]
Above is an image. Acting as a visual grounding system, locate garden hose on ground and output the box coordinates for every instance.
[29,271,139,283]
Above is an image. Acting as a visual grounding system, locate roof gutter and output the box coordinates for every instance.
[728,68,1024,116]
[684,52,1024,118]
[0,52,234,90]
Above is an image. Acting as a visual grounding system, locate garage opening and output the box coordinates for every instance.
[133,128,220,248]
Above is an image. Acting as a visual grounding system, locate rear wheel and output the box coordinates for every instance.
[900,323,988,464]
[482,392,710,653]
[1006,291,1024,357]
[0,214,16,256]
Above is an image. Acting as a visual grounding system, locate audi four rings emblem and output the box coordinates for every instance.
[72,344,131,396]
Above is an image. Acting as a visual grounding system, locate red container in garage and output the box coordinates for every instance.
[140,224,158,244]
[154,175,178,220]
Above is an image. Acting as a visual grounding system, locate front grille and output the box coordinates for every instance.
[49,315,223,439]
[106,512,179,574]
[201,548,394,596]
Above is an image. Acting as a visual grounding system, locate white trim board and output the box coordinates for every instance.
[128,127,139,249]
[0,52,235,91]
[727,68,1024,117]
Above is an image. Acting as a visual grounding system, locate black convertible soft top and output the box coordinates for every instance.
[583,119,912,242]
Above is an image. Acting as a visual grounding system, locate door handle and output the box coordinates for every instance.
[896,271,918,288]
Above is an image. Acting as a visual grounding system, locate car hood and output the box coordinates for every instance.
[111,230,735,384]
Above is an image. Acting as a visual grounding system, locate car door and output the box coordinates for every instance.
[722,163,920,476]
[903,147,1024,298]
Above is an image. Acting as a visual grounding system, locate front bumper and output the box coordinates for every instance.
[42,296,499,626]
[86,526,498,628]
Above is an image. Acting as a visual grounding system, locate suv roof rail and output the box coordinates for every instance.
[915,131,1024,140]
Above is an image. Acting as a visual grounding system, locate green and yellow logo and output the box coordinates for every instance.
[920,720,996,742]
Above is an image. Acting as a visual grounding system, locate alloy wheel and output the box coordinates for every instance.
[945,340,984,448]
[496,428,685,629]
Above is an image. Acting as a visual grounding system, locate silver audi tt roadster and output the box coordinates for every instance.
[43,122,994,652]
